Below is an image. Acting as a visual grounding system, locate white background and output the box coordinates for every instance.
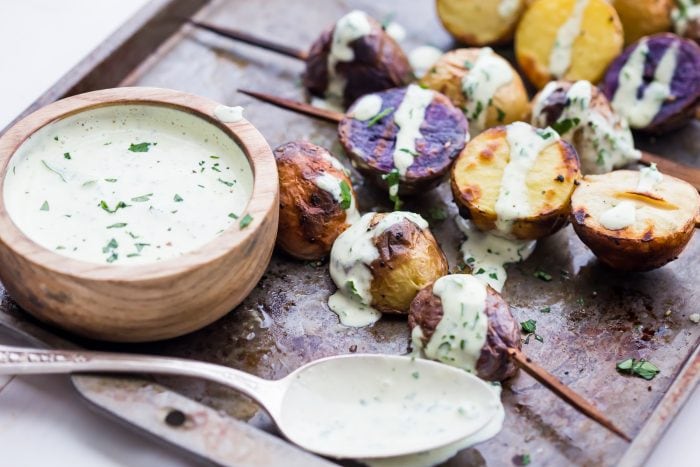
[0,1,696,465]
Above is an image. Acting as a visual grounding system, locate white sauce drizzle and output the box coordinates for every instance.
[213,105,244,123]
[495,122,559,234]
[637,163,663,193]
[328,212,429,326]
[350,94,384,121]
[314,172,360,224]
[455,217,536,293]
[611,40,680,128]
[5,105,253,265]
[326,10,372,103]
[498,0,522,19]
[549,0,589,78]
[384,21,406,42]
[461,48,514,135]
[672,0,700,36]
[532,80,640,174]
[408,46,444,79]
[393,84,434,177]
[599,200,636,230]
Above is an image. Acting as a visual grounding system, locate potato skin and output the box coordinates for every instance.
[436,0,527,46]
[611,0,673,44]
[570,170,700,271]
[409,281,521,381]
[275,141,357,260]
[419,48,530,131]
[515,0,624,88]
[368,214,448,313]
[450,126,581,240]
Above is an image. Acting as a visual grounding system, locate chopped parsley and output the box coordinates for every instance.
[218,178,236,187]
[346,280,363,301]
[367,107,394,127]
[381,169,402,210]
[239,214,253,229]
[99,200,128,213]
[228,212,239,219]
[106,223,127,229]
[539,306,551,313]
[411,371,420,379]
[134,243,150,252]
[82,180,97,187]
[516,453,532,466]
[534,270,552,282]
[551,117,581,135]
[174,194,183,202]
[488,272,498,280]
[521,319,544,344]
[471,101,484,120]
[128,142,154,152]
[104,178,117,183]
[474,268,486,275]
[63,152,71,160]
[40,201,49,211]
[339,180,352,210]
[616,358,660,380]
[399,147,419,157]
[428,206,448,222]
[41,160,67,182]
[496,107,506,123]
[130,193,152,202]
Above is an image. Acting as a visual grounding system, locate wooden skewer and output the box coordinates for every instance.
[186,20,309,61]
[508,347,631,441]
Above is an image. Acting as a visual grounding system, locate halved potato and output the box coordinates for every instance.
[436,0,528,46]
[419,48,530,133]
[611,0,673,44]
[515,0,624,88]
[450,123,580,240]
[571,170,700,271]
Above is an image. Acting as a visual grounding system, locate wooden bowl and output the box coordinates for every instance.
[0,87,278,342]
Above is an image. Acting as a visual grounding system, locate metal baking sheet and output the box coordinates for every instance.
[1,0,699,465]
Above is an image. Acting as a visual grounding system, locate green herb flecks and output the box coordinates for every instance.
[516,453,531,466]
[520,319,543,344]
[218,178,236,187]
[428,206,448,223]
[134,243,150,253]
[411,371,420,379]
[106,223,127,229]
[103,238,118,253]
[551,117,581,135]
[63,152,72,160]
[496,107,506,123]
[128,142,154,153]
[82,180,97,187]
[539,306,551,313]
[40,201,50,211]
[367,107,394,127]
[130,193,153,202]
[339,180,352,210]
[174,194,183,202]
[104,178,117,183]
[381,169,402,211]
[99,200,128,213]
[616,358,660,380]
[239,214,253,229]
[41,160,67,182]
[346,280,363,301]
[228,213,239,219]
[534,270,552,282]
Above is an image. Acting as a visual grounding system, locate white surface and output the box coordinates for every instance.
[0,1,696,466]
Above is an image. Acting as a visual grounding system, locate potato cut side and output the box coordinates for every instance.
[515,0,623,88]
[436,0,526,46]
[571,170,700,271]
[451,126,580,240]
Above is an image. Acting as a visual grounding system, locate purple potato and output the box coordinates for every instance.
[601,33,700,133]
[338,87,469,195]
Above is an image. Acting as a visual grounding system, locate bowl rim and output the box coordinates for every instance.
[0,86,278,282]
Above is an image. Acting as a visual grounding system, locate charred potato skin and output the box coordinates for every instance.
[601,33,700,133]
[419,48,531,129]
[450,126,581,240]
[338,88,468,195]
[303,17,413,108]
[409,282,521,381]
[611,0,673,45]
[435,0,527,46]
[570,171,700,271]
[368,214,448,314]
[274,141,356,260]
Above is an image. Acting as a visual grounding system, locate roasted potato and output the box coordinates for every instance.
[672,0,700,44]
[304,11,413,108]
[338,85,468,196]
[515,0,624,88]
[611,0,673,44]
[531,80,641,174]
[601,33,700,133]
[419,48,530,134]
[409,274,521,381]
[451,122,580,240]
[571,169,700,271]
[275,141,359,260]
[329,211,448,316]
[436,0,528,46]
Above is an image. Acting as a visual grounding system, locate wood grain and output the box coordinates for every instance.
[0,87,279,342]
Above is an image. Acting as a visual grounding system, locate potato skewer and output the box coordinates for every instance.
[239,88,700,192]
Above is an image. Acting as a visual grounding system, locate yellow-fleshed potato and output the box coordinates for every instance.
[436,0,528,46]
[571,169,700,271]
[275,141,359,260]
[451,123,581,240]
[515,0,624,89]
[419,48,530,133]
[611,0,673,44]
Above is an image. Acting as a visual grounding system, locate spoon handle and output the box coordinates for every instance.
[0,345,281,411]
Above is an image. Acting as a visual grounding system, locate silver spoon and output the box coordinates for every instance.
[0,345,500,460]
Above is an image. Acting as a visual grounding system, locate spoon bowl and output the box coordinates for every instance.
[0,346,500,460]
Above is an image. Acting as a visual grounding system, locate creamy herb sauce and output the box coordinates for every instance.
[549,0,589,78]
[672,0,700,36]
[599,200,636,230]
[314,172,360,224]
[637,163,663,193]
[495,122,559,234]
[326,10,372,103]
[213,105,244,123]
[393,85,434,177]
[455,217,536,292]
[498,0,522,19]
[408,46,444,79]
[532,80,640,174]
[611,40,680,128]
[351,94,384,121]
[461,48,513,136]
[4,105,253,265]
[328,212,428,326]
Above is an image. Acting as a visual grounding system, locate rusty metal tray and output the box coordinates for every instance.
[1,0,698,465]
